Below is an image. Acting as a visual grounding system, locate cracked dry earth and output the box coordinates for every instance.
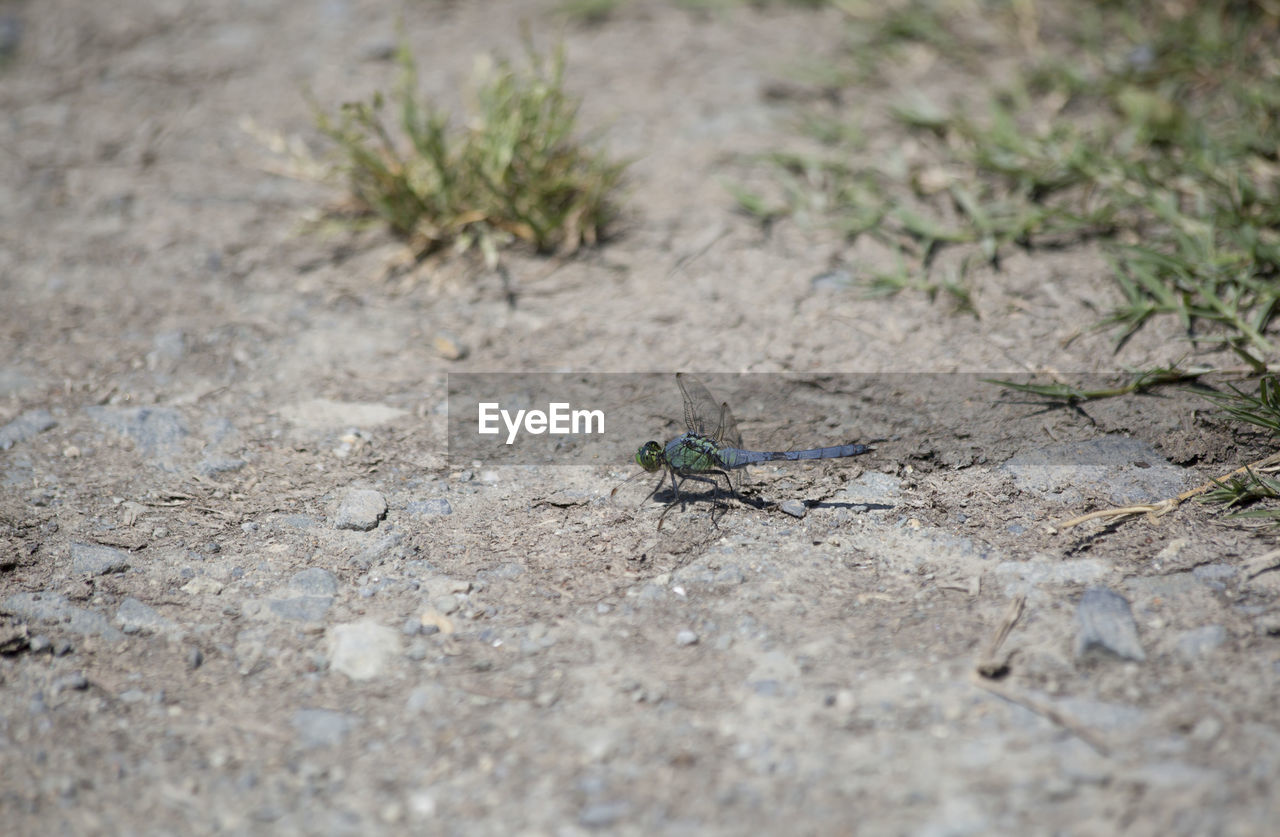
[2,1,1279,835]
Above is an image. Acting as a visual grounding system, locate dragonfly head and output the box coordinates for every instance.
[635,441,664,472]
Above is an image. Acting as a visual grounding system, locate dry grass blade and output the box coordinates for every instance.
[1049,451,1280,533]
[970,594,1109,755]
[975,594,1025,678]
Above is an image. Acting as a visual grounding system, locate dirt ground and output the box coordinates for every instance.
[2,1,1279,834]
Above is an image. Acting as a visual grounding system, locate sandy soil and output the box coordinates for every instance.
[2,1,1278,834]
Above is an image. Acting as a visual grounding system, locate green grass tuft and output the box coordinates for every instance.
[314,39,627,266]
[742,0,1280,361]
[1197,375,1280,521]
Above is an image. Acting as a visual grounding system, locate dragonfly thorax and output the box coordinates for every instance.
[636,441,664,471]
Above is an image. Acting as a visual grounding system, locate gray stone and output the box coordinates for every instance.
[327,620,401,681]
[432,595,459,616]
[1189,715,1223,743]
[116,597,184,638]
[351,531,405,569]
[779,499,806,519]
[0,409,55,450]
[407,498,452,516]
[1075,587,1146,662]
[292,708,360,749]
[676,630,699,647]
[52,672,89,693]
[2,592,125,641]
[334,488,388,531]
[714,564,746,585]
[70,542,129,576]
[1176,625,1227,660]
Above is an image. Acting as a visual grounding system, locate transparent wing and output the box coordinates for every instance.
[676,373,742,449]
[675,374,743,491]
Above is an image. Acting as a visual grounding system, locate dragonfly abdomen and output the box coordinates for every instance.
[719,443,871,468]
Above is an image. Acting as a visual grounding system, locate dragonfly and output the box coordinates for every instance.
[615,373,873,527]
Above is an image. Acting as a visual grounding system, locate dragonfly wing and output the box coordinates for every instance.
[676,374,744,491]
[676,373,715,436]
[676,374,743,446]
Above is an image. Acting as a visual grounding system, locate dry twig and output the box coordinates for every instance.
[1048,451,1280,533]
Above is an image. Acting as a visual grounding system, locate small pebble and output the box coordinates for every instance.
[1074,587,1145,662]
[53,672,89,693]
[187,647,204,670]
[1190,716,1223,743]
[407,498,453,516]
[327,620,402,681]
[676,630,699,647]
[71,543,129,576]
[334,488,388,531]
[779,499,807,519]
[29,634,52,654]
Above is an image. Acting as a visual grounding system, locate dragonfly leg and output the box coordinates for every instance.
[709,469,740,504]
[655,470,741,530]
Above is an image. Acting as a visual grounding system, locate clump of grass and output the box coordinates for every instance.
[314,39,626,265]
[743,0,1280,363]
[1198,375,1280,522]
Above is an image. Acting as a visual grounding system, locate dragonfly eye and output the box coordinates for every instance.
[636,441,663,471]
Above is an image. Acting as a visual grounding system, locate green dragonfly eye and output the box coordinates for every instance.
[636,441,663,471]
